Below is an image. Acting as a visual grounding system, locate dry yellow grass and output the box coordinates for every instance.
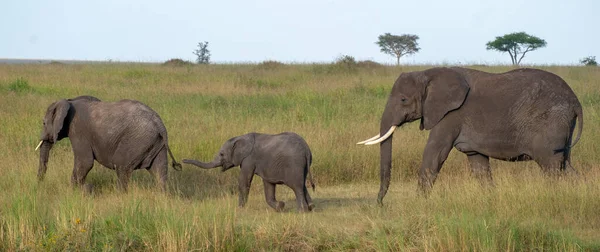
[0,63,598,250]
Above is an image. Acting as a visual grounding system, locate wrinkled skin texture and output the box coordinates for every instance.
[38,95,182,193]
[366,67,583,205]
[183,132,315,212]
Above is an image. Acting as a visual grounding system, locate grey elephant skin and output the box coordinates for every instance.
[183,132,316,212]
[357,67,583,205]
[36,95,182,192]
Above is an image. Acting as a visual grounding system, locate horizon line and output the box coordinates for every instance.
[0,57,589,67]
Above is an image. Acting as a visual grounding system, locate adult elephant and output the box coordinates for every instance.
[35,95,182,192]
[357,67,583,205]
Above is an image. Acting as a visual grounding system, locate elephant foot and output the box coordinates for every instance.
[418,189,431,199]
[377,197,385,207]
[417,180,434,199]
[276,201,285,212]
[83,184,94,195]
[298,207,311,213]
[477,179,496,191]
[564,164,580,178]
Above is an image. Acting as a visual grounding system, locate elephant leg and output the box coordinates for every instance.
[147,150,168,192]
[467,153,494,187]
[304,186,314,211]
[532,119,577,177]
[71,150,94,192]
[237,167,254,208]
[116,167,133,192]
[263,181,284,211]
[534,154,566,177]
[291,184,310,212]
[532,135,570,177]
[418,128,457,197]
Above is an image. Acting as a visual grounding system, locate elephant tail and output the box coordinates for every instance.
[306,152,315,192]
[158,128,182,171]
[167,144,182,171]
[554,106,583,172]
[570,106,583,148]
[308,170,315,192]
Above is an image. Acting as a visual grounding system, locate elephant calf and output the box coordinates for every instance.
[36,95,181,192]
[183,132,315,212]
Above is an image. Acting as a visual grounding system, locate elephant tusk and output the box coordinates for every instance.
[364,126,397,145]
[35,140,43,151]
[356,134,380,144]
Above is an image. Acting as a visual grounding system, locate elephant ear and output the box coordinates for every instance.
[421,68,470,130]
[232,134,255,166]
[51,99,71,143]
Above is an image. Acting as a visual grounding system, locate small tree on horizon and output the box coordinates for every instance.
[193,41,211,64]
[486,32,546,66]
[580,56,597,66]
[376,33,420,65]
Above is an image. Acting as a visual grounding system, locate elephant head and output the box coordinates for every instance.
[36,99,71,181]
[36,96,100,181]
[357,67,470,205]
[183,134,255,172]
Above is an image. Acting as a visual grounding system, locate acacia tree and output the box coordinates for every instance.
[193,41,211,64]
[486,32,546,65]
[376,33,420,65]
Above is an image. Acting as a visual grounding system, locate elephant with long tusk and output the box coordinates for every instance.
[358,67,583,205]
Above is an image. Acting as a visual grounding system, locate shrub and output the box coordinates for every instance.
[332,55,358,74]
[335,55,357,66]
[8,78,32,93]
[356,60,383,69]
[255,60,286,70]
[162,58,193,67]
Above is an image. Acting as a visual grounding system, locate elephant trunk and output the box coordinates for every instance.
[38,141,53,181]
[376,103,402,206]
[378,134,393,205]
[182,158,221,169]
[356,97,404,205]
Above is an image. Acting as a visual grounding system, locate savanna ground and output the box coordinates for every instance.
[0,61,599,251]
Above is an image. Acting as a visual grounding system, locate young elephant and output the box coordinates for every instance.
[183,132,315,212]
[36,95,182,192]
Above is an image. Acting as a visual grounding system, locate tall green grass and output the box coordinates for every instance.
[0,63,599,250]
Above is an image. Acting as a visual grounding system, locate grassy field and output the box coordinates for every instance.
[0,62,599,251]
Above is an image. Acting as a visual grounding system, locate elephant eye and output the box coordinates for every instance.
[400,97,407,102]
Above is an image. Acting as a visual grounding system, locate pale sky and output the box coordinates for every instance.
[2,0,598,65]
